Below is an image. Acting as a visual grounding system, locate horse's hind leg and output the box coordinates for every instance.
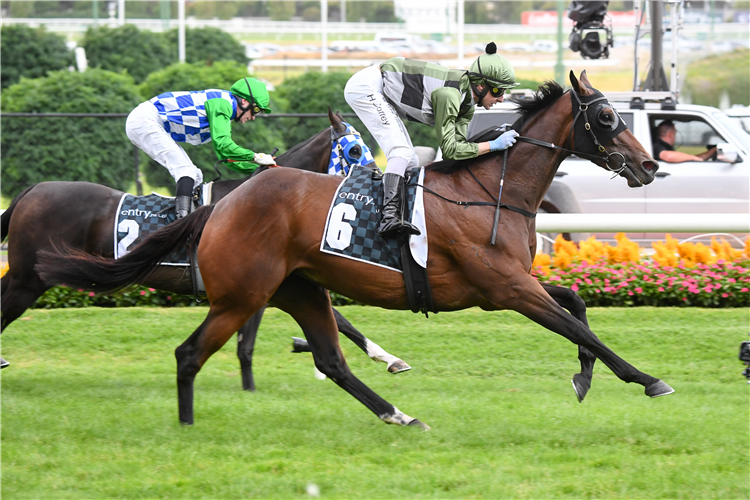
[175,304,255,425]
[236,305,267,392]
[541,283,596,402]
[294,308,411,373]
[272,275,428,430]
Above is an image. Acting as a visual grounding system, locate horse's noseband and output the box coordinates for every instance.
[570,89,628,175]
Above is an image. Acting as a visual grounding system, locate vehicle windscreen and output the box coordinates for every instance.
[712,110,750,154]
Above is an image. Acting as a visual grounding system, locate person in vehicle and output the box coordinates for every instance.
[652,120,717,163]
[126,77,276,218]
[344,42,520,238]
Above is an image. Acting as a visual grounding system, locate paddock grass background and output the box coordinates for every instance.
[1,306,747,499]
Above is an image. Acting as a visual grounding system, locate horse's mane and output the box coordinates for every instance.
[427,80,566,175]
[277,128,326,160]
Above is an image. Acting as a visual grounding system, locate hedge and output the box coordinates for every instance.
[0,68,142,199]
[0,24,74,89]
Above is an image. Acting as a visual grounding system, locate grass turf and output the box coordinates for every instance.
[1,306,747,499]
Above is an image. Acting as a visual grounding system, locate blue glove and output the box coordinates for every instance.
[488,130,519,152]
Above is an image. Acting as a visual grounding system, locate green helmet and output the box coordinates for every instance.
[230,77,272,115]
[468,42,519,97]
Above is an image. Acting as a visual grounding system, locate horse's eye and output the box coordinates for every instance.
[348,144,362,159]
[598,109,616,128]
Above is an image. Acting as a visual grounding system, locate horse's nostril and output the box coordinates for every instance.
[642,161,656,171]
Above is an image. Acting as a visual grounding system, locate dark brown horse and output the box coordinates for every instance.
[38,72,674,429]
[2,109,410,385]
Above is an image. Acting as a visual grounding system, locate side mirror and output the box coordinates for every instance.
[716,143,742,164]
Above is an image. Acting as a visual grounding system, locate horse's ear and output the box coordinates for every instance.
[578,70,593,91]
[569,70,581,94]
[327,106,336,125]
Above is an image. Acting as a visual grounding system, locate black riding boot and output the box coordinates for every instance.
[377,173,421,238]
[175,176,193,219]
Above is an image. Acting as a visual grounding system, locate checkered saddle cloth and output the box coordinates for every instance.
[320,164,420,272]
[114,193,191,265]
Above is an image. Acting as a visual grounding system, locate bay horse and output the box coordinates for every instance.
[37,72,674,429]
[1,109,410,386]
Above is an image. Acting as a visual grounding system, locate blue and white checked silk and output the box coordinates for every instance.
[328,122,375,176]
[149,90,237,145]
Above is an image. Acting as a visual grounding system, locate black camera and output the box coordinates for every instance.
[740,337,750,381]
[568,1,613,60]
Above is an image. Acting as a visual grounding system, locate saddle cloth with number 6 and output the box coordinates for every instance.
[114,193,190,265]
[320,163,427,272]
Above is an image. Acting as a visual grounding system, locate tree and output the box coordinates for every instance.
[163,27,247,65]
[0,24,74,88]
[82,24,172,83]
[0,69,142,198]
[269,1,295,21]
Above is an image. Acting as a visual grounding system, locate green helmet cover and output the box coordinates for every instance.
[468,42,519,90]
[231,77,272,114]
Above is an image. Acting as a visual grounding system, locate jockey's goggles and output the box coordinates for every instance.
[239,77,261,116]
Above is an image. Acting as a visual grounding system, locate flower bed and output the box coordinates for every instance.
[3,232,749,308]
[532,233,750,307]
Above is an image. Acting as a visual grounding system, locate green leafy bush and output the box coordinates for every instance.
[684,49,750,107]
[0,24,74,88]
[163,27,247,65]
[273,71,380,158]
[82,25,173,83]
[0,68,142,199]
[33,286,204,309]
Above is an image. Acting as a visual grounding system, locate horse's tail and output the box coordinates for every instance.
[36,205,215,293]
[2,184,37,242]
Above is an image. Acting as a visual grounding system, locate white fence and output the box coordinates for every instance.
[4,17,747,36]
[535,213,750,234]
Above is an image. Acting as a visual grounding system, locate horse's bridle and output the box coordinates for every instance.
[517,88,629,176]
[329,122,374,176]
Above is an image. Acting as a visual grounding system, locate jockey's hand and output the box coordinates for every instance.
[253,152,277,166]
[489,130,519,152]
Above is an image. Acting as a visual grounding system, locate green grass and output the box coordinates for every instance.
[1,307,747,499]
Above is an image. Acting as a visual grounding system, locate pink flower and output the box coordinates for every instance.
[628,291,634,296]
[571,284,579,292]
[167,296,172,300]
[722,293,729,298]
[635,287,643,293]
[140,290,146,295]
[89,292,95,297]
[682,297,687,301]
[148,288,155,292]
[658,287,665,292]
[741,288,749,292]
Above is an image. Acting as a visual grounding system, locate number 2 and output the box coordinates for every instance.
[117,219,139,257]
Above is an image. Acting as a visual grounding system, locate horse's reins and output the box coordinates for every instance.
[420,89,630,245]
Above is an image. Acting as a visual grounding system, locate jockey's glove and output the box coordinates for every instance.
[489,130,519,152]
[253,152,277,166]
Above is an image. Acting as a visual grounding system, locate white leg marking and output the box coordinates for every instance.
[380,406,414,426]
[365,339,397,364]
[313,366,327,380]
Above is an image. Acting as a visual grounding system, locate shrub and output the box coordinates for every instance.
[0,68,142,199]
[163,27,247,65]
[684,48,750,107]
[273,71,380,158]
[138,61,287,188]
[82,25,172,83]
[0,24,74,88]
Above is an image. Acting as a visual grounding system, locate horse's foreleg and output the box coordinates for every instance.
[540,283,596,402]
[332,308,411,373]
[506,276,673,398]
[175,304,255,425]
[1,274,48,333]
[236,305,267,392]
[272,276,428,430]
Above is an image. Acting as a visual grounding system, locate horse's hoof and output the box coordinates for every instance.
[571,374,590,403]
[408,419,431,431]
[291,337,311,353]
[645,379,674,398]
[387,359,411,374]
[0,357,9,369]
